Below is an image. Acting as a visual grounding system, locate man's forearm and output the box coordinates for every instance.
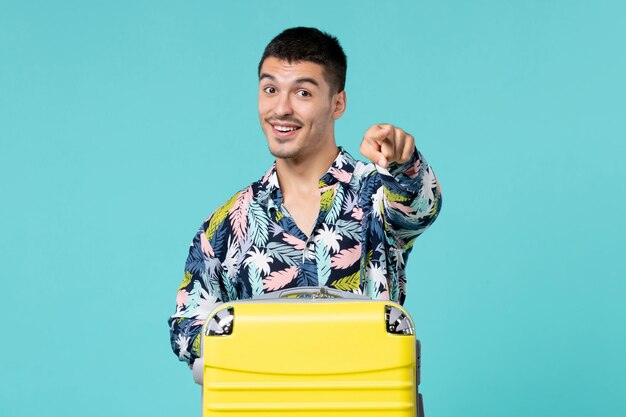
[168,316,204,365]
[377,147,442,248]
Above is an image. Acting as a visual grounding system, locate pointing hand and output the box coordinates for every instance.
[359,124,415,169]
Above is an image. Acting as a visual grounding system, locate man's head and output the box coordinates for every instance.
[258,27,348,161]
[258,27,347,95]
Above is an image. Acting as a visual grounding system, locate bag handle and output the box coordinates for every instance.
[254,286,370,300]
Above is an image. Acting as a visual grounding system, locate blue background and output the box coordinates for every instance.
[1,1,624,416]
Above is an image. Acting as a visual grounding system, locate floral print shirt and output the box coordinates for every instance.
[169,147,442,365]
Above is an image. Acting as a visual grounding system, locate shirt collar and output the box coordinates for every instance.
[258,147,357,207]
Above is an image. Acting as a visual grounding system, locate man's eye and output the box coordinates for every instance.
[263,86,276,94]
[296,90,311,97]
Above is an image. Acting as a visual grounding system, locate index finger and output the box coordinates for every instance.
[367,124,394,143]
[359,136,389,168]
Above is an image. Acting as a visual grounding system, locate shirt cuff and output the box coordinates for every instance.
[374,148,423,195]
[386,148,419,177]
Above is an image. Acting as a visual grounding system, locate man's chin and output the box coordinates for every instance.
[268,142,303,160]
[269,147,300,160]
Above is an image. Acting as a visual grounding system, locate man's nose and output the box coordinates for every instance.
[274,92,293,116]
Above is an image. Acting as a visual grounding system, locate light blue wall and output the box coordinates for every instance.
[1,1,624,416]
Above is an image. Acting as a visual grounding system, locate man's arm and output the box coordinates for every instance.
[168,214,229,366]
[360,124,442,248]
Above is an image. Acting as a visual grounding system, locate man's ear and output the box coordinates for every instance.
[332,90,347,120]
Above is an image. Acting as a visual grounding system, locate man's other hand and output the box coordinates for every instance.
[359,124,415,169]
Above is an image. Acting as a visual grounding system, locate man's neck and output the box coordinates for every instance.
[275,142,340,196]
[274,141,339,237]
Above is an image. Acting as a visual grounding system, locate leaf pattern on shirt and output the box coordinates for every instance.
[264,265,298,291]
[179,271,192,290]
[222,270,238,301]
[314,224,342,253]
[331,244,361,269]
[331,271,360,292]
[229,186,252,241]
[169,148,442,365]
[315,242,331,286]
[334,219,361,242]
[206,192,239,241]
[325,183,344,224]
[282,233,306,250]
[248,201,269,247]
[319,187,335,212]
[248,266,263,296]
[244,247,273,276]
[266,241,301,266]
[191,331,202,357]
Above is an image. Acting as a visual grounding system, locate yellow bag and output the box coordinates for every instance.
[193,287,424,417]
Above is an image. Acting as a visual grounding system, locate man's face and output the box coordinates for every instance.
[258,57,345,160]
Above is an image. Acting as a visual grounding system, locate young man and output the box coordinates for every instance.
[169,27,442,365]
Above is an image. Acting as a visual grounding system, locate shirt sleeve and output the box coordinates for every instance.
[375,147,442,250]
[168,220,227,366]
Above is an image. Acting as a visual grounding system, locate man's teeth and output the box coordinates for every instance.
[274,125,298,132]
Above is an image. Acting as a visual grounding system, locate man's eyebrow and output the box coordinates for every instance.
[294,77,319,87]
[258,73,319,87]
[259,73,276,82]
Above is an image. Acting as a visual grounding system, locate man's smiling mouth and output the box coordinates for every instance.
[269,121,302,136]
[273,125,300,132]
